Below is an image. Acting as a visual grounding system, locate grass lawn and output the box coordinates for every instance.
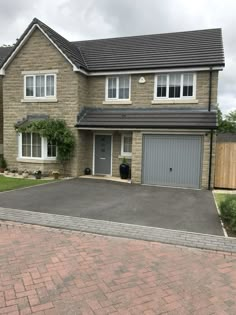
[0,176,56,192]
[214,193,236,237]
[214,193,236,207]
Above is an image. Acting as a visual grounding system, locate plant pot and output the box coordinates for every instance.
[53,173,59,180]
[84,168,91,175]
[34,174,42,180]
[119,163,130,179]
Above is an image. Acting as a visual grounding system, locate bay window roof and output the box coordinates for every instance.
[15,114,49,128]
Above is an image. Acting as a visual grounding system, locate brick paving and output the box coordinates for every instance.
[0,221,236,314]
[0,207,236,253]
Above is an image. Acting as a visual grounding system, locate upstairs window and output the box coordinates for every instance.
[156,74,167,97]
[183,73,194,97]
[155,73,195,99]
[24,74,56,98]
[107,75,130,100]
[169,73,181,98]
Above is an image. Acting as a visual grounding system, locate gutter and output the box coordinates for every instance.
[208,67,213,112]
[73,66,224,77]
[208,67,214,190]
[208,130,214,190]
[76,126,217,130]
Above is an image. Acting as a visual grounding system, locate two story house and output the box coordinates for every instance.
[0,18,224,189]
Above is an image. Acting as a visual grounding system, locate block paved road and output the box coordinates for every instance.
[0,221,236,315]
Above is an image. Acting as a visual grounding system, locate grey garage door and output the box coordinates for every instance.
[142,135,203,189]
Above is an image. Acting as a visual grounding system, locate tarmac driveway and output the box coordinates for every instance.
[0,178,223,235]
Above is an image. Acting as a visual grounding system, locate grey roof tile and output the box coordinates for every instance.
[74,28,225,71]
[0,18,224,72]
[0,18,87,70]
[0,46,13,65]
[33,18,87,69]
[15,114,49,128]
[76,108,217,129]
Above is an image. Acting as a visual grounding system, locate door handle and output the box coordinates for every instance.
[100,157,106,160]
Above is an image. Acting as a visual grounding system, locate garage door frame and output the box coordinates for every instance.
[141,133,204,189]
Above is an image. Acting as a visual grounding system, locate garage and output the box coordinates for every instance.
[142,134,203,189]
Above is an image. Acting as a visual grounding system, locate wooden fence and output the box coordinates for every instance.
[214,141,236,189]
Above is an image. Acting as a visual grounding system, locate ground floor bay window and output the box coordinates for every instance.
[18,132,57,160]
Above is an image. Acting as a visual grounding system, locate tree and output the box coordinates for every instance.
[226,110,236,123]
[217,108,236,133]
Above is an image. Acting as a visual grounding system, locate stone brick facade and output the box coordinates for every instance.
[3,28,80,175]
[0,77,3,154]
[87,71,218,109]
[2,27,218,188]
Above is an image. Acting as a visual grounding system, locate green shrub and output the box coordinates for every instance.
[220,198,236,231]
[0,156,7,169]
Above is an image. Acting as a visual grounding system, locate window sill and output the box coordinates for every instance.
[103,100,132,105]
[17,158,58,164]
[21,98,58,103]
[152,99,199,104]
[118,155,132,159]
[22,70,59,75]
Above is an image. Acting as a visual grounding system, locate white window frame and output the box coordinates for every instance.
[44,138,58,160]
[18,133,57,160]
[106,75,131,101]
[24,73,57,99]
[121,134,132,157]
[154,73,196,100]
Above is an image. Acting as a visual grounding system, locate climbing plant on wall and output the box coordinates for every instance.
[15,119,75,165]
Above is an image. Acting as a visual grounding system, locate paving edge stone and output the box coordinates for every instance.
[0,207,236,253]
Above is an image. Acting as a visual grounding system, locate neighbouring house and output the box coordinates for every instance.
[0,18,225,189]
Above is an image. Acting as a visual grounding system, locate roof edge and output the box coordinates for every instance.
[75,125,218,130]
[80,65,224,76]
[0,19,87,75]
[0,19,224,76]
[73,27,223,44]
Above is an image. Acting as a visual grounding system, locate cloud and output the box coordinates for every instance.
[0,0,235,112]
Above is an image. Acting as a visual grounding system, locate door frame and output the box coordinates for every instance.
[93,132,113,176]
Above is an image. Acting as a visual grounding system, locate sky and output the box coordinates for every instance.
[0,0,235,114]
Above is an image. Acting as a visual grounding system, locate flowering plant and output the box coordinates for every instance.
[52,170,60,175]
[33,170,42,175]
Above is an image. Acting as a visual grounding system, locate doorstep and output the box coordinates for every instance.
[79,175,131,184]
